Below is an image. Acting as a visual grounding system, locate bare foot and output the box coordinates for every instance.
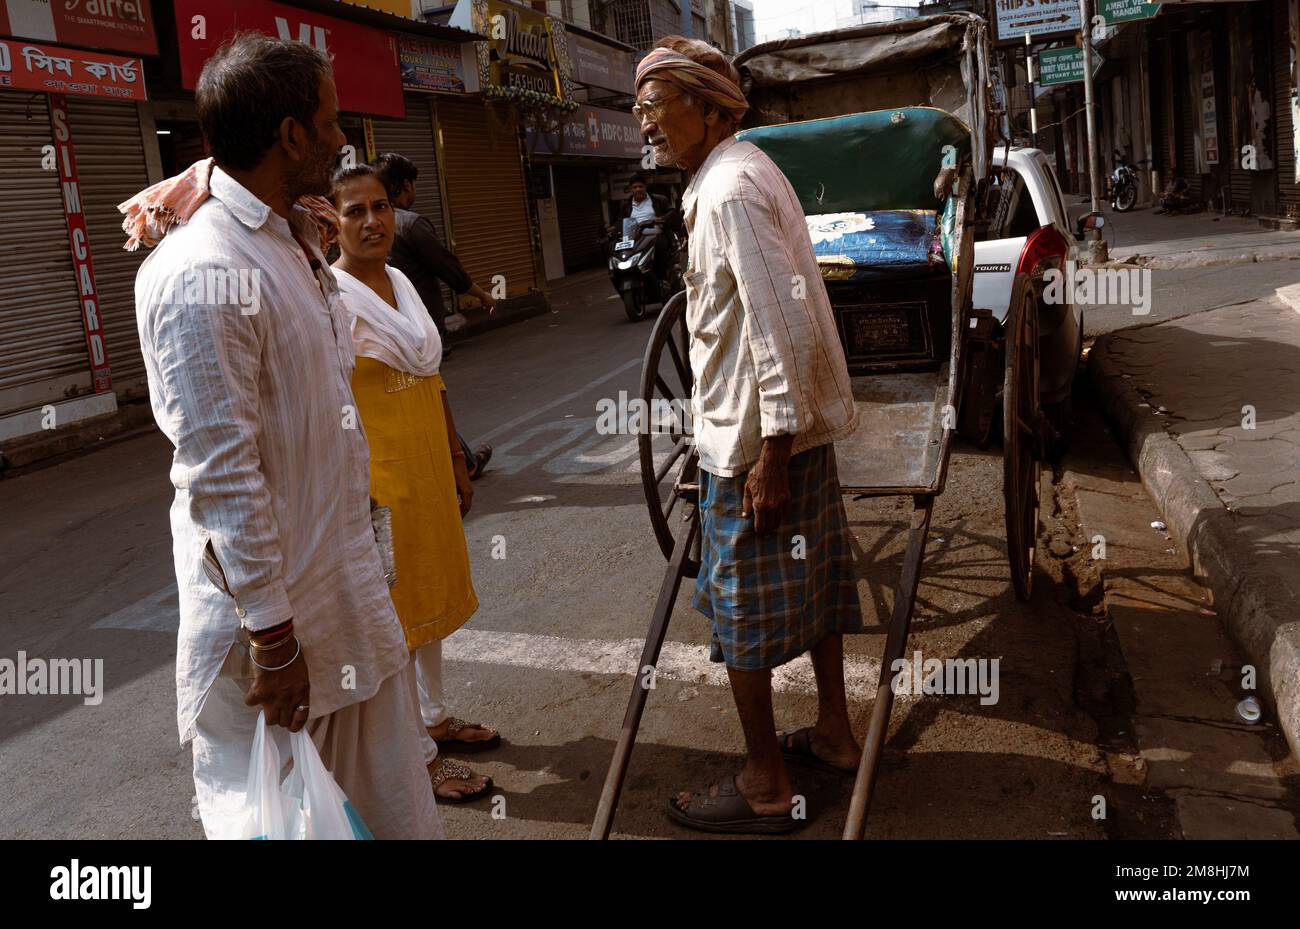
[807,725,861,771]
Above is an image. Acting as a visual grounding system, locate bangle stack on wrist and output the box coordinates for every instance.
[248,620,300,671]
[249,633,301,671]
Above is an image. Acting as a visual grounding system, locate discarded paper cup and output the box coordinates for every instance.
[1236,696,1262,724]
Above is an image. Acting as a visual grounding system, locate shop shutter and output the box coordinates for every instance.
[1275,0,1300,214]
[66,97,150,396]
[553,165,606,273]
[372,93,449,244]
[433,98,539,303]
[371,93,455,310]
[1177,44,1204,200]
[0,91,88,416]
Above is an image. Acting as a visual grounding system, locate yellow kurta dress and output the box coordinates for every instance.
[352,357,478,651]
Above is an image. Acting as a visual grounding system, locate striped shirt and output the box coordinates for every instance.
[135,167,409,743]
[682,136,858,478]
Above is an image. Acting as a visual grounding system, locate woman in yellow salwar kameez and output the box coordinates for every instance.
[330,165,498,802]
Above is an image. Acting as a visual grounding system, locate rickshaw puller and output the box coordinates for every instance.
[634,37,864,835]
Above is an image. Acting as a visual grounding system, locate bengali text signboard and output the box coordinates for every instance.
[0,37,144,98]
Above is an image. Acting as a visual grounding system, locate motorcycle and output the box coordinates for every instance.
[605,216,683,322]
[1109,150,1138,212]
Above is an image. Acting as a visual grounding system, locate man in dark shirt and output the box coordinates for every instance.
[372,152,495,477]
[372,153,496,341]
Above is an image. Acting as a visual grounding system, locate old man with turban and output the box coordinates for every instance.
[633,37,865,834]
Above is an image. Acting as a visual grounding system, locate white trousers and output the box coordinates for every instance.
[414,640,447,765]
[191,658,442,839]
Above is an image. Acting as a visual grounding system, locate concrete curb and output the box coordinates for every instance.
[1096,249,1300,271]
[1278,284,1300,314]
[0,400,158,476]
[1089,339,1300,760]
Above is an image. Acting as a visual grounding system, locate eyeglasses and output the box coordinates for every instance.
[632,93,681,124]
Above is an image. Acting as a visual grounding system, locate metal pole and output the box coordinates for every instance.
[1025,33,1038,149]
[590,506,699,839]
[843,496,934,840]
[1079,0,1108,262]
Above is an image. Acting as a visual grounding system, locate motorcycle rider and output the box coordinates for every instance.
[609,173,681,281]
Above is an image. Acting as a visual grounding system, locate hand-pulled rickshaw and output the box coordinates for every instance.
[591,13,1045,840]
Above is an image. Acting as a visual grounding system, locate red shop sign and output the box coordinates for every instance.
[0,38,145,99]
[49,92,113,393]
[0,0,158,57]
[173,0,404,118]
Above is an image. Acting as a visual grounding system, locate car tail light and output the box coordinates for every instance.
[1017,224,1070,279]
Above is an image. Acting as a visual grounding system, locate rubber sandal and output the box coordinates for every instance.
[665,776,802,835]
[436,716,500,753]
[778,727,858,777]
[430,757,493,803]
[470,444,492,481]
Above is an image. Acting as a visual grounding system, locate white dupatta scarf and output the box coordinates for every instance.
[334,265,443,376]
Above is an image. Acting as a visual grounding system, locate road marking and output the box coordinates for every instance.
[442,628,898,703]
[88,590,898,703]
[475,358,641,445]
[92,584,179,633]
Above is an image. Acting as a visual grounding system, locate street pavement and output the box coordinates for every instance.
[1089,281,1300,762]
[1,261,1295,840]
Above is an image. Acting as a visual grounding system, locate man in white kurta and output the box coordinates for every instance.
[133,34,439,839]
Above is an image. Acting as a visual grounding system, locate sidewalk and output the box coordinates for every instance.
[1072,204,1300,269]
[1089,290,1300,757]
[0,269,610,475]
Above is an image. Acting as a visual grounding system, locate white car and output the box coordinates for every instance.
[972,147,1086,451]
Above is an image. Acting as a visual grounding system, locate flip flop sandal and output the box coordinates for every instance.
[778,727,858,777]
[430,757,493,803]
[665,776,802,835]
[436,716,501,753]
[469,444,492,481]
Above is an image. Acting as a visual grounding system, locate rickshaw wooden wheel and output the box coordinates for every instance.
[638,290,701,578]
[1003,273,1042,602]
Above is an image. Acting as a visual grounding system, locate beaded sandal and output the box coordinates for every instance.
[436,716,501,754]
[429,757,492,803]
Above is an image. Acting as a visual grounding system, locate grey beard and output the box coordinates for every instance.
[652,142,679,168]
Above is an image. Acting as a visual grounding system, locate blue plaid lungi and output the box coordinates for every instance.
[693,443,863,671]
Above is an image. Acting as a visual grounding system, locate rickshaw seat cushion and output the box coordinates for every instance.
[736,107,971,215]
[805,209,944,282]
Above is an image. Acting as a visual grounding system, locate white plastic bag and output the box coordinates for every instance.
[229,712,373,840]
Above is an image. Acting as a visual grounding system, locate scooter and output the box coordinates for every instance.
[1109,150,1138,212]
[605,217,683,322]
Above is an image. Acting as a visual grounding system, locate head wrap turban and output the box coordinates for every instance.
[634,47,749,124]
